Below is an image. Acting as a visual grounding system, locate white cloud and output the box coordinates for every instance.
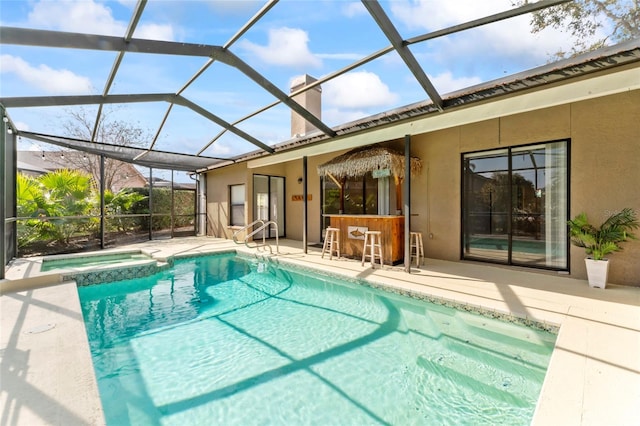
[323,108,370,126]
[28,0,126,35]
[390,0,581,64]
[342,2,367,18]
[323,71,399,109]
[204,141,240,157]
[14,121,30,132]
[27,0,174,40]
[22,141,43,151]
[0,55,92,94]
[390,0,508,31]
[239,27,322,68]
[134,23,175,41]
[429,71,482,94]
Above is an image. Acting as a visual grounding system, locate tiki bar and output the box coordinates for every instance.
[317,145,422,265]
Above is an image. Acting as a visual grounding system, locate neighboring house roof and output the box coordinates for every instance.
[17,151,148,192]
[150,177,196,191]
[16,159,48,176]
[17,151,53,172]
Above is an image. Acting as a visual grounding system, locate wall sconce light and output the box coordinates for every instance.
[297,177,303,184]
[7,127,13,134]
[42,151,45,160]
[60,152,64,159]
[2,116,8,123]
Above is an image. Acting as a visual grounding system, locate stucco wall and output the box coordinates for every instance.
[407,91,639,286]
[569,90,640,286]
[205,163,248,238]
[206,157,337,242]
[205,89,639,286]
[409,104,573,260]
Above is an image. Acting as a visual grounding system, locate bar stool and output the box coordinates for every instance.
[361,230,383,268]
[410,231,424,266]
[321,227,340,260]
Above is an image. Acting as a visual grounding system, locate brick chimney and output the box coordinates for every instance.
[290,74,321,138]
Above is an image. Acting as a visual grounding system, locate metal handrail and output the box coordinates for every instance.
[232,219,279,254]
[247,221,279,254]
[232,219,264,244]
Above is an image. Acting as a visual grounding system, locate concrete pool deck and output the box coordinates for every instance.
[1,236,639,425]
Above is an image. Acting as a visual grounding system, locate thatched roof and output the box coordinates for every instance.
[317,145,422,179]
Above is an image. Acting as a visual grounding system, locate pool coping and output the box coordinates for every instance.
[0,248,162,294]
[2,237,639,426]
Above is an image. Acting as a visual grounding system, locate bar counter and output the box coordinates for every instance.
[326,214,404,265]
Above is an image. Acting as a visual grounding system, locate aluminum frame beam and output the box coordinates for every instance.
[147,0,279,153]
[0,25,336,140]
[362,0,444,111]
[19,131,230,171]
[1,93,275,154]
[194,0,570,152]
[0,26,223,56]
[406,0,572,45]
[92,0,148,142]
[0,0,589,165]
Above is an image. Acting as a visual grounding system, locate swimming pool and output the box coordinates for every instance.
[41,250,153,272]
[78,252,557,425]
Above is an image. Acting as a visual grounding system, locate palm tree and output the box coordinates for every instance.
[16,173,58,248]
[37,169,97,244]
[18,169,149,252]
[103,188,147,232]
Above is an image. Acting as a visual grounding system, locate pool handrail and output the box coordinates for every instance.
[232,220,280,254]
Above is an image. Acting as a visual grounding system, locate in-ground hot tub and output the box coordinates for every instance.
[40,249,155,272]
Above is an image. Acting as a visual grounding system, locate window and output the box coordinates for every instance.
[323,174,379,216]
[462,140,569,270]
[343,176,377,215]
[229,184,245,226]
[321,173,383,240]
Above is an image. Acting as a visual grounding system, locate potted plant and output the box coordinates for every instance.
[568,208,639,288]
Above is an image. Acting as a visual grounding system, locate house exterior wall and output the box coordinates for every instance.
[205,89,640,286]
[569,90,640,285]
[206,162,249,238]
[284,152,350,241]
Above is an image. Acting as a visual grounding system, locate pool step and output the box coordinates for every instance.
[425,309,555,370]
[443,337,549,378]
[416,354,535,408]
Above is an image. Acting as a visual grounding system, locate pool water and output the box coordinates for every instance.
[468,237,546,254]
[78,253,557,426]
[41,251,152,271]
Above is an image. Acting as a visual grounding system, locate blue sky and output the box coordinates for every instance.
[1,0,605,162]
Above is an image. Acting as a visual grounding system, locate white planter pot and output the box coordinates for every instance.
[584,258,609,289]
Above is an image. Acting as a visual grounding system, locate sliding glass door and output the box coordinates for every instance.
[253,175,285,239]
[462,141,569,270]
